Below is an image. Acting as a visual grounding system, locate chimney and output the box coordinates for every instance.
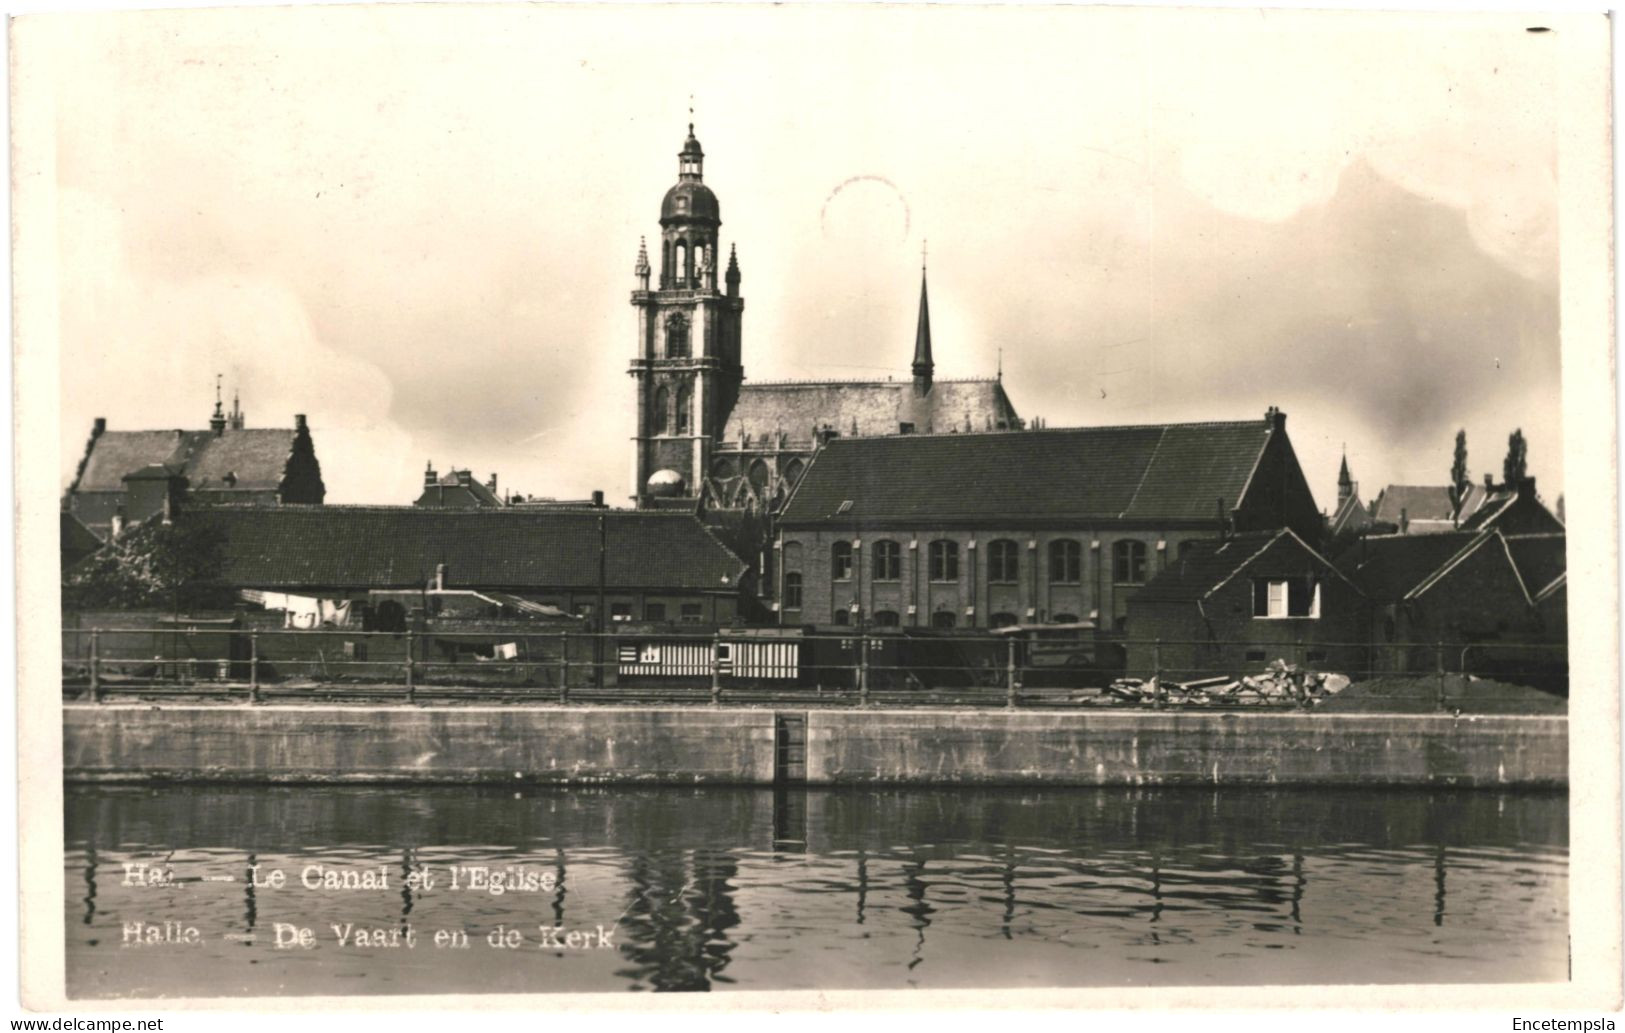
[454,470,473,486]
[424,461,437,487]
[591,490,605,508]
[434,563,446,591]
[93,417,106,436]
[1264,406,1286,432]
[1485,472,1495,489]
[294,414,308,433]
[1517,476,1536,498]
[487,473,498,494]
[1400,507,1409,534]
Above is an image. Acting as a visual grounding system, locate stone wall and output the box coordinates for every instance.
[64,705,1565,787]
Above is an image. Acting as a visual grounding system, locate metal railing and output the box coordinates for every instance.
[58,624,1569,712]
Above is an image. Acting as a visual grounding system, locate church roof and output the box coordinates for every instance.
[721,378,1018,446]
[70,426,303,494]
[778,418,1277,526]
[180,506,748,592]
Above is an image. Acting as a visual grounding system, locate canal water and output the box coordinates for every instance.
[65,785,1568,996]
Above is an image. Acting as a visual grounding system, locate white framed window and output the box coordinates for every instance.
[1252,578,1321,619]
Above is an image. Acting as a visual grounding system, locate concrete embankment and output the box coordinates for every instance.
[61,704,1567,787]
[63,704,1567,787]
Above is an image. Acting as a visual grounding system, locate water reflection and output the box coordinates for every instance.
[64,785,1568,997]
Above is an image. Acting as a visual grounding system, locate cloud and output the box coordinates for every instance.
[57,189,420,504]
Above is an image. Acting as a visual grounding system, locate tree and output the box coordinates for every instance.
[62,518,229,612]
[1449,429,1469,507]
[1504,429,1529,484]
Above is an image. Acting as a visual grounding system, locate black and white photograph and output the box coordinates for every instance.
[11,1,1620,1017]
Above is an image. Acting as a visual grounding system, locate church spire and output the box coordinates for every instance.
[1338,450,1353,505]
[912,246,933,395]
[209,373,227,434]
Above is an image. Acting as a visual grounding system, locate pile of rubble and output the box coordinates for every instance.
[1101,659,1351,707]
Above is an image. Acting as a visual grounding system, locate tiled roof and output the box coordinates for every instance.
[779,419,1275,525]
[1329,492,1372,535]
[1370,485,1456,526]
[1504,534,1566,596]
[1134,529,1355,604]
[72,427,297,494]
[1130,531,1282,603]
[1333,531,1484,601]
[721,378,1017,445]
[181,506,747,591]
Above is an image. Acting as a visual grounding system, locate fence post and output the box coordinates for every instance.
[89,629,101,704]
[1005,634,1017,709]
[249,633,260,705]
[1435,638,1446,712]
[710,633,722,705]
[405,631,416,704]
[558,632,570,705]
[1152,638,1163,710]
[858,637,869,707]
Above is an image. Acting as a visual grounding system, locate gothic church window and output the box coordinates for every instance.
[653,386,670,435]
[666,313,690,358]
[676,385,692,434]
[784,458,805,486]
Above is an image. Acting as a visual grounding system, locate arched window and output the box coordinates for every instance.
[873,540,901,581]
[684,238,695,283]
[873,610,901,627]
[928,540,959,582]
[674,241,688,286]
[931,610,958,629]
[666,313,690,358]
[1112,540,1147,583]
[784,458,805,486]
[653,386,670,435]
[783,572,803,610]
[990,612,1019,629]
[675,385,692,434]
[662,241,672,286]
[831,541,853,581]
[710,457,737,480]
[988,539,1019,583]
[748,458,770,490]
[832,609,850,627]
[1049,539,1082,583]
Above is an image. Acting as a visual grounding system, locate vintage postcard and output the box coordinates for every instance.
[11,1,1619,1022]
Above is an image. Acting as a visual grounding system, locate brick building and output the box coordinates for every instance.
[1124,529,1370,680]
[64,393,324,539]
[773,407,1321,634]
[1335,528,1564,680]
[178,504,752,627]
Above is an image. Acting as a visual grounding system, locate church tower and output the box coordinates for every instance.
[629,124,745,504]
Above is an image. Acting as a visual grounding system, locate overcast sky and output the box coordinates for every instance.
[33,5,1564,512]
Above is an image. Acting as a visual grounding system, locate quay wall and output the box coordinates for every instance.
[62,705,1567,787]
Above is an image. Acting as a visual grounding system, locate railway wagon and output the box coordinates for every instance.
[611,626,994,690]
